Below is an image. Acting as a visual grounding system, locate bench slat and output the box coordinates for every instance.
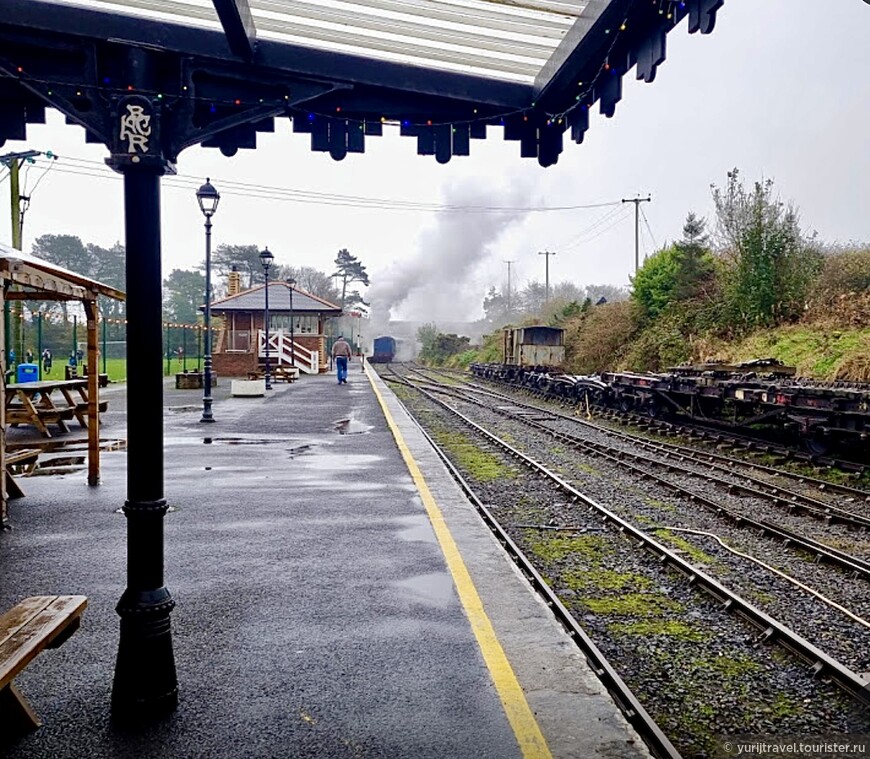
[6,449,40,464]
[0,597,54,648]
[0,596,87,689]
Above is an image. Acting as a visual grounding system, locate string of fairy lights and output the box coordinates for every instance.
[546,0,688,126]
[10,310,206,331]
[4,0,688,132]
[12,153,627,214]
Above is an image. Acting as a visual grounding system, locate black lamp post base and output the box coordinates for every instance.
[111,587,178,724]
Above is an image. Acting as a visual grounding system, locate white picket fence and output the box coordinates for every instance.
[258,330,319,375]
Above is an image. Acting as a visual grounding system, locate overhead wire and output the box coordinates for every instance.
[44,153,625,214]
[552,204,624,251]
[639,204,659,251]
[559,205,632,253]
[24,158,56,197]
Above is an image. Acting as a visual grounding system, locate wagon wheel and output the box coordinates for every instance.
[646,400,669,419]
[619,395,635,413]
[803,429,831,457]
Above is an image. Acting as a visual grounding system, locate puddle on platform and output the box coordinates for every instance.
[334,415,373,435]
[210,437,281,446]
[394,572,456,609]
[166,405,200,413]
[393,514,437,544]
[301,452,383,471]
[287,444,313,459]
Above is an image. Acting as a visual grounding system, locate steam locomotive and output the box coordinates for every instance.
[370,336,397,363]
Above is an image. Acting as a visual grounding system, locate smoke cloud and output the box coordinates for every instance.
[366,174,536,341]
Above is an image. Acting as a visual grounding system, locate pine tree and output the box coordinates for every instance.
[332,249,370,310]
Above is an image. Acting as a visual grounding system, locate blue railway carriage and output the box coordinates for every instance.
[503,326,565,370]
[371,335,397,363]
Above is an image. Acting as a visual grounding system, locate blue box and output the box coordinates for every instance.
[16,363,39,383]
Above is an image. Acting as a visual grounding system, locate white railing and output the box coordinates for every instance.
[258,330,319,375]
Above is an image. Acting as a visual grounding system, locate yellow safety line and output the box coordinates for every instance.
[365,363,553,759]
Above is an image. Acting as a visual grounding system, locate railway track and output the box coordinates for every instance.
[466,363,870,474]
[403,367,870,604]
[419,365,870,508]
[407,365,870,578]
[380,364,870,758]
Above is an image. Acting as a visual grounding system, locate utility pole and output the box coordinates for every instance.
[2,150,41,370]
[621,195,651,274]
[503,260,516,318]
[538,250,556,303]
[2,150,40,249]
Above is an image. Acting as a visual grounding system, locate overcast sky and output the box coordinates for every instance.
[2,0,869,322]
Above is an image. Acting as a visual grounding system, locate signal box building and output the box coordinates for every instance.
[209,278,342,377]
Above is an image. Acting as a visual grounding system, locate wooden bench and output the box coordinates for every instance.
[6,405,75,435]
[0,595,87,737]
[4,449,40,500]
[248,366,298,383]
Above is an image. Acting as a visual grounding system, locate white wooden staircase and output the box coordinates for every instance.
[258,330,319,374]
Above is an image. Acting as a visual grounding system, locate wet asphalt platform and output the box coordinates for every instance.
[0,363,648,759]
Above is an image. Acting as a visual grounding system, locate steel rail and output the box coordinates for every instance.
[539,422,870,531]
[471,366,869,474]
[418,379,870,580]
[453,371,870,505]
[397,377,870,710]
[395,389,683,759]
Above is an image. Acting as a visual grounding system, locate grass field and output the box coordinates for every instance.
[37,356,205,383]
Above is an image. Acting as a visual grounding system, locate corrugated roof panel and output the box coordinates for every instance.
[48,0,223,33]
[250,0,586,83]
[43,0,589,84]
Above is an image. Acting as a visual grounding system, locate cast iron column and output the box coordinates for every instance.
[263,273,272,390]
[201,212,215,422]
[111,163,178,721]
[289,286,295,367]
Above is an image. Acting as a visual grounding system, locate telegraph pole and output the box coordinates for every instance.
[2,150,41,369]
[538,250,556,303]
[621,195,651,274]
[503,260,516,318]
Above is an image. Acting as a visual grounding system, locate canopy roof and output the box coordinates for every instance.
[1,0,724,166]
[210,281,343,315]
[45,0,588,85]
[0,241,126,302]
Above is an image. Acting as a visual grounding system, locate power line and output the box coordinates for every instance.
[639,204,658,252]
[43,153,625,214]
[556,205,629,253]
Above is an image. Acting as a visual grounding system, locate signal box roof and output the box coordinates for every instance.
[209,281,342,316]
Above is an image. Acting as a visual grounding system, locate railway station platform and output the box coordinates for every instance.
[0,363,648,759]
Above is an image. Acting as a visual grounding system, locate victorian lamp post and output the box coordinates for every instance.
[259,247,274,390]
[196,178,219,422]
[286,277,296,368]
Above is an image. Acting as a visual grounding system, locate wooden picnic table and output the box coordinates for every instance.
[247,365,298,383]
[5,379,106,439]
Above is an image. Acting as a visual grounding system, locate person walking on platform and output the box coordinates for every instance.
[332,335,352,385]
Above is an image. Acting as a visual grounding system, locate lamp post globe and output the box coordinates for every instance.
[196,178,219,423]
[286,277,296,369]
[259,248,274,390]
[196,178,220,216]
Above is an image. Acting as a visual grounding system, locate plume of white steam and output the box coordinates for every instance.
[367,174,535,340]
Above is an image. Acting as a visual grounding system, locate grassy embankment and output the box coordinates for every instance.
[446,301,870,382]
